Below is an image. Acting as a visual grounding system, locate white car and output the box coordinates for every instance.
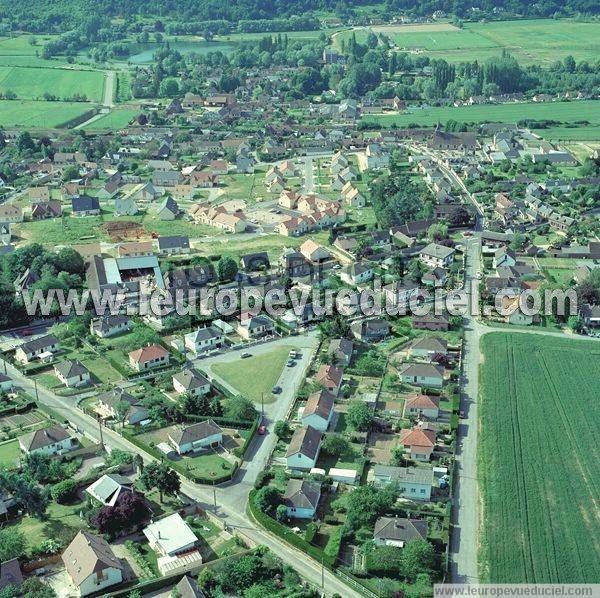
[475,271,482,280]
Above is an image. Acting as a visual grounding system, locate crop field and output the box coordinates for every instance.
[361,100,600,128]
[0,66,104,101]
[0,35,68,67]
[338,19,600,64]
[479,333,600,583]
[532,126,600,142]
[82,108,138,130]
[0,100,94,128]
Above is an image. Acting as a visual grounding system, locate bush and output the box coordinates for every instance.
[51,479,78,503]
[324,526,343,560]
[304,522,318,543]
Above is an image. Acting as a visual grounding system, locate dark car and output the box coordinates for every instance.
[272,385,282,394]
[241,352,252,358]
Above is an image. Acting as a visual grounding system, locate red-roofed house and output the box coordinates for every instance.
[403,394,440,420]
[128,344,170,372]
[315,365,344,396]
[399,426,436,461]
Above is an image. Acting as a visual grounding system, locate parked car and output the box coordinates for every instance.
[286,360,295,367]
[258,425,267,435]
[272,385,282,394]
[241,352,252,358]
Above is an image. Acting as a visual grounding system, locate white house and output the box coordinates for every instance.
[128,344,170,371]
[184,326,224,354]
[62,531,123,596]
[419,243,455,269]
[403,394,440,420]
[373,517,428,548]
[85,474,133,507]
[168,420,223,454]
[236,314,275,339]
[371,465,434,501]
[90,315,131,338]
[15,334,60,364]
[285,426,322,471]
[301,390,335,432]
[172,368,211,397]
[19,425,76,456]
[409,336,448,360]
[398,363,444,388]
[54,360,91,388]
[338,261,374,285]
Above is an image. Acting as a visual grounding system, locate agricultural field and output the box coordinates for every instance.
[0,65,104,101]
[338,19,600,64]
[361,100,600,129]
[532,126,600,142]
[478,333,600,583]
[0,99,94,128]
[81,108,138,130]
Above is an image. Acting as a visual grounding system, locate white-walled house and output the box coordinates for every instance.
[54,360,91,388]
[172,368,211,397]
[128,344,170,371]
[286,426,322,471]
[168,420,223,454]
[419,243,455,269]
[62,531,123,596]
[283,479,321,519]
[19,425,76,456]
[301,390,335,432]
[15,334,60,363]
[184,326,224,354]
[371,465,434,501]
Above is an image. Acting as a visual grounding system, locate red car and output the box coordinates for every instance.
[258,425,266,435]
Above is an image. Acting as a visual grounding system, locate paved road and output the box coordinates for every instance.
[301,156,316,193]
[450,235,482,583]
[73,70,116,130]
[1,337,359,596]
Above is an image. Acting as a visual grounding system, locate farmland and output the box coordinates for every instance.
[338,19,600,64]
[361,100,600,129]
[478,333,600,583]
[0,65,104,101]
[0,99,94,128]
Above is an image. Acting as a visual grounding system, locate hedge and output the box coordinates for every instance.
[247,489,336,568]
[324,526,343,560]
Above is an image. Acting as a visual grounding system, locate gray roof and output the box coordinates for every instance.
[170,420,223,446]
[374,517,428,542]
[373,465,434,486]
[329,338,353,359]
[421,243,454,260]
[0,558,22,590]
[157,235,190,250]
[71,195,100,212]
[188,326,221,342]
[91,314,130,333]
[19,334,59,354]
[173,368,210,391]
[286,425,322,460]
[399,363,444,378]
[54,359,89,378]
[283,479,321,510]
[175,576,205,598]
[20,424,71,451]
[411,336,448,353]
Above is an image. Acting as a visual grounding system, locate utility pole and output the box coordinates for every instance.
[2,357,6,376]
[33,378,39,402]
[97,415,104,448]
[212,482,217,510]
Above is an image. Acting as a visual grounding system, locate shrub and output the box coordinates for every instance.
[324,526,343,560]
[304,522,318,543]
[50,479,78,504]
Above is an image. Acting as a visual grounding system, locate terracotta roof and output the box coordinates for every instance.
[303,390,335,420]
[128,344,169,364]
[404,394,440,410]
[286,425,322,460]
[400,426,436,448]
[315,364,343,389]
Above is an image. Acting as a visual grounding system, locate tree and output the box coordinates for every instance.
[140,462,180,503]
[133,453,144,474]
[216,255,238,282]
[50,479,78,504]
[321,433,350,457]
[276,503,288,522]
[0,473,49,519]
[92,492,150,535]
[62,165,79,182]
[336,484,397,533]
[253,486,281,515]
[19,578,56,598]
[0,528,26,562]
[401,538,436,581]
[273,420,290,439]
[225,395,257,421]
[346,400,373,431]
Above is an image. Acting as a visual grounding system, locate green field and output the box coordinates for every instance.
[0,66,104,101]
[82,108,138,130]
[362,100,600,128]
[479,333,600,583]
[0,100,95,128]
[338,19,600,64]
[533,126,600,141]
[211,347,293,404]
[0,35,68,67]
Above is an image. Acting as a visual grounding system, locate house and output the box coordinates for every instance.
[72,196,100,217]
[114,192,139,217]
[0,204,23,223]
[403,394,440,419]
[173,368,211,397]
[0,375,12,393]
[280,249,311,278]
[399,425,437,461]
[168,420,223,454]
[419,243,455,269]
[579,303,600,328]
[279,190,300,209]
[283,479,321,519]
[153,170,183,187]
[398,363,444,389]
[373,517,428,548]
[493,247,516,269]
[85,474,133,506]
[62,531,123,596]
[286,425,322,471]
[157,235,190,255]
[412,314,450,331]
[173,184,194,201]
[31,201,62,220]
[128,344,170,371]
[351,318,390,342]
[301,390,335,432]
[342,184,366,208]
[184,326,224,354]
[300,239,331,263]
[19,424,75,456]
[15,334,59,364]
[155,196,180,221]
[236,314,275,339]
[90,314,132,338]
[422,267,448,288]
[339,261,374,285]
[96,388,150,425]
[28,186,50,202]
[0,559,22,593]
[174,576,205,598]
[117,241,154,257]
[315,364,343,396]
[385,280,420,311]
[54,360,90,388]
[409,336,448,359]
[328,338,353,366]
[371,465,434,501]
[240,252,270,272]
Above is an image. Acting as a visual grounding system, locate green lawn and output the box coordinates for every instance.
[0,100,95,128]
[82,108,138,130]
[0,66,104,101]
[211,346,293,404]
[479,333,600,583]
[362,100,600,129]
[15,211,109,245]
[0,440,21,469]
[533,126,600,141]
